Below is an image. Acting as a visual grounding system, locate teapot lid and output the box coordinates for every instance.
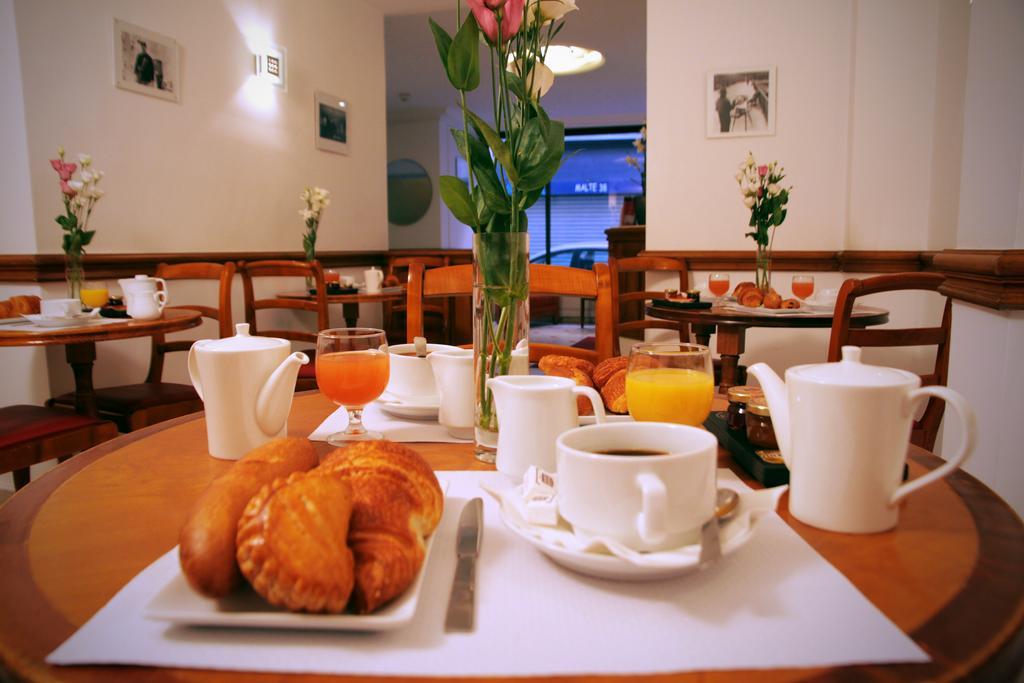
[789,346,918,387]
[199,323,289,352]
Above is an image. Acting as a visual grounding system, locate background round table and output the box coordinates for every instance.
[0,392,1021,681]
[278,290,405,328]
[645,303,889,392]
[0,309,202,416]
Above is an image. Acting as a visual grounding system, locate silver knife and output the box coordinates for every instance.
[445,497,483,632]
[697,514,721,569]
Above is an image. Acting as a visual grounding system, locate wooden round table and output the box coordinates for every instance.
[646,303,889,392]
[278,290,405,328]
[0,309,202,416]
[0,392,1021,681]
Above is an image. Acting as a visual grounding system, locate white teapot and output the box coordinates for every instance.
[188,324,310,460]
[118,274,167,320]
[748,346,976,533]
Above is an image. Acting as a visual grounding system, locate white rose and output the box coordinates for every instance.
[68,179,84,192]
[526,0,578,26]
[744,196,755,208]
[767,183,780,196]
[78,153,92,166]
[513,59,554,99]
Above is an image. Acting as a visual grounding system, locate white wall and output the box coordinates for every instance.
[387,111,443,249]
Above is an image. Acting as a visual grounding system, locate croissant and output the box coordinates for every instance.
[592,356,628,388]
[739,289,764,307]
[763,291,782,309]
[319,441,444,613]
[538,354,595,378]
[600,368,628,414]
[236,471,355,613]
[733,281,757,299]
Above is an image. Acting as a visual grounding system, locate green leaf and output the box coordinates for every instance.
[428,18,452,68]
[465,110,517,184]
[80,230,95,246]
[515,118,564,191]
[439,175,478,229]
[446,15,480,91]
[519,186,543,210]
[456,128,510,214]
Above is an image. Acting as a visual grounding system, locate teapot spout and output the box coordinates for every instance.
[256,352,309,436]
[747,362,792,461]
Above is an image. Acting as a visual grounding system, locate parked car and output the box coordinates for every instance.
[530,243,609,270]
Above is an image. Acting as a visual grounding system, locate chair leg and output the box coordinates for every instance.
[13,468,30,490]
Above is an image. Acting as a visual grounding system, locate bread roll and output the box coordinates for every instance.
[592,356,628,388]
[538,354,595,378]
[236,471,355,613]
[763,291,782,309]
[739,289,763,307]
[178,437,319,598]
[600,368,628,414]
[319,441,443,613]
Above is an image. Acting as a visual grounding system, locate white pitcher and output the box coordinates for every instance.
[364,267,384,294]
[748,346,976,533]
[428,348,474,439]
[487,374,606,480]
[188,323,310,460]
[118,274,167,320]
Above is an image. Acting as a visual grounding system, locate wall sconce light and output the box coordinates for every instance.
[254,44,286,90]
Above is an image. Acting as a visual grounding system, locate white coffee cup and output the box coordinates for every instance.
[41,298,82,318]
[364,268,384,294]
[556,422,717,552]
[386,342,462,400]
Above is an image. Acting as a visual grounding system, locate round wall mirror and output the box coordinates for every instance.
[387,158,433,225]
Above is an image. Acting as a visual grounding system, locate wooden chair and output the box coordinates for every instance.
[827,272,952,451]
[405,262,615,363]
[240,260,328,392]
[1,405,118,491]
[610,255,744,385]
[384,256,450,343]
[47,262,235,432]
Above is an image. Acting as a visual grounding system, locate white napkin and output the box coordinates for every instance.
[483,480,785,567]
[308,402,470,443]
[48,471,928,677]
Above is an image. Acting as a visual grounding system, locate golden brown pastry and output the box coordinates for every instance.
[733,281,757,299]
[0,301,13,319]
[763,291,782,309]
[319,441,444,613]
[179,437,319,598]
[739,289,764,307]
[781,298,801,309]
[537,354,595,378]
[9,295,40,314]
[600,368,628,414]
[544,365,596,415]
[236,471,355,613]
[592,356,628,388]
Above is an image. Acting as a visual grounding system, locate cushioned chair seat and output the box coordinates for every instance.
[296,348,319,391]
[51,383,199,413]
[0,405,113,450]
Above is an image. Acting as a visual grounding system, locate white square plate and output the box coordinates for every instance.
[145,516,442,631]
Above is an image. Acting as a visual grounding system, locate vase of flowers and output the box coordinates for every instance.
[625,124,646,225]
[737,153,791,293]
[50,148,104,300]
[299,186,330,290]
[430,0,575,462]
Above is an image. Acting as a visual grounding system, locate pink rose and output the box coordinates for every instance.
[758,165,768,177]
[467,0,525,44]
[50,159,77,182]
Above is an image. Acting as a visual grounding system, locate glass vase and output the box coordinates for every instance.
[755,242,772,294]
[473,232,530,463]
[65,251,84,300]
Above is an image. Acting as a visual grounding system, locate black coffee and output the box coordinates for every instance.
[590,448,669,456]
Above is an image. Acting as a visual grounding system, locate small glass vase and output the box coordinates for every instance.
[473,232,530,463]
[65,251,84,300]
[755,242,772,294]
[305,250,316,292]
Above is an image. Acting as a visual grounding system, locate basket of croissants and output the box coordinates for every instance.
[178,437,443,615]
[538,354,630,415]
[732,281,801,310]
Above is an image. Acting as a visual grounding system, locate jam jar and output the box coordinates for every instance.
[726,385,762,433]
[745,396,778,449]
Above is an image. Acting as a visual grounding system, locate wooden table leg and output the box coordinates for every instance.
[341,303,359,328]
[65,342,98,417]
[713,326,747,394]
[692,323,715,348]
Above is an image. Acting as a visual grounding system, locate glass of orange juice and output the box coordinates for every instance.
[792,274,815,300]
[80,281,109,309]
[708,273,730,302]
[316,328,390,444]
[625,343,714,426]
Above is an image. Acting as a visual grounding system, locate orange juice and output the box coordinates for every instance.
[709,279,730,297]
[626,368,714,425]
[316,350,390,407]
[80,287,109,308]
[792,280,814,299]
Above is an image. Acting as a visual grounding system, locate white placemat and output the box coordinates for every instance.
[0,317,123,333]
[48,470,928,676]
[308,402,469,443]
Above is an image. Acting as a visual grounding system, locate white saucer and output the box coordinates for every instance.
[22,311,102,327]
[493,484,782,581]
[378,392,440,420]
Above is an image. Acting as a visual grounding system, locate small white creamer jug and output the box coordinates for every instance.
[749,346,976,533]
[188,324,309,460]
[487,374,606,480]
[428,348,474,439]
[119,274,167,320]
[364,268,384,294]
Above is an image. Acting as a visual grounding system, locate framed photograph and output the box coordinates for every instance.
[706,67,776,138]
[315,91,349,155]
[114,19,180,102]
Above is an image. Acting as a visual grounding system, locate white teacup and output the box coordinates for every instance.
[386,343,462,400]
[41,298,82,318]
[556,422,717,552]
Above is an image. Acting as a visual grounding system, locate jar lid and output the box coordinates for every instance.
[726,385,763,403]
[746,395,772,416]
[199,323,288,352]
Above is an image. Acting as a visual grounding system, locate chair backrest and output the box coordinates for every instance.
[145,261,235,383]
[609,256,691,356]
[405,261,615,363]
[827,272,952,451]
[239,260,328,346]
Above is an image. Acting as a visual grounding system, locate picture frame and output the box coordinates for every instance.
[114,19,180,103]
[314,91,349,155]
[706,67,776,138]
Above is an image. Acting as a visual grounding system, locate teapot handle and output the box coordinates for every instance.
[890,386,976,505]
[187,341,205,401]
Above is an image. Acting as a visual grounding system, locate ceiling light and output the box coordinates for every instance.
[541,45,604,76]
